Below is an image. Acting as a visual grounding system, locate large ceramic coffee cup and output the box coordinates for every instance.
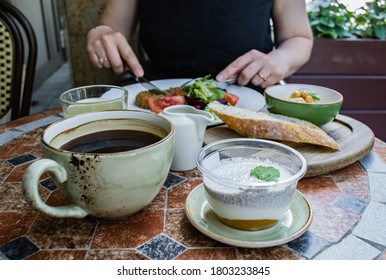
[22,110,174,219]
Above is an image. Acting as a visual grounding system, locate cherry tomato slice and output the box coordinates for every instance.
[224,93,239,106]
[148,95,186,113]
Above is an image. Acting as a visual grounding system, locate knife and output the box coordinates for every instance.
[126,68,164,95]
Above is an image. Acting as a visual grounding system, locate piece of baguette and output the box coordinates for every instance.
[208,101,339,150]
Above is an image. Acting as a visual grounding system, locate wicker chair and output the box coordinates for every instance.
[0,1,37,123]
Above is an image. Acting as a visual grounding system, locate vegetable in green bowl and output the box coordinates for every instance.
[264,84,343,126]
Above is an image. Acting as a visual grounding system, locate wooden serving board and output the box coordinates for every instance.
[204,115,375,177]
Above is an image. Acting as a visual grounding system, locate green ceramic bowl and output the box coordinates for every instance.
[264,84,343,126]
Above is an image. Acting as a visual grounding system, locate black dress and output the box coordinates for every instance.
[138,0,274,79]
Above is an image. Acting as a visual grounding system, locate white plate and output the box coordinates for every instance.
[124,78,265,126]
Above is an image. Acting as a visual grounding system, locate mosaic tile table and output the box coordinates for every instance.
[1,109,386,260]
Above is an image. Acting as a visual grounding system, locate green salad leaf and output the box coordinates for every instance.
[250,166,280,182]
[182,75,226,102]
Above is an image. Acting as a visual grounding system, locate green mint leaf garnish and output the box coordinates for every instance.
[250,166,280,182]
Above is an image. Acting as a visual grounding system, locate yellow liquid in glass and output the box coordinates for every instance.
[64,98,125,117]
[215,214,278,231]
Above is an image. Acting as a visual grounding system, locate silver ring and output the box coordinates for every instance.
[98,57,105,65]
[258,72,267,81]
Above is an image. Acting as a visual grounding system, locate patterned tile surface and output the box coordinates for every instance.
[1,112,386,260]
[137,234,187,260]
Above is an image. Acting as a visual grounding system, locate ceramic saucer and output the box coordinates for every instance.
[185,184,313,248]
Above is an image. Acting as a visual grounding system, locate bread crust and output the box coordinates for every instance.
[208,102,339,150]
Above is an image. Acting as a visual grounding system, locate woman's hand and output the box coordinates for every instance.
[216,0,312,89]
[216,49,286,88]
[86,25,144,76]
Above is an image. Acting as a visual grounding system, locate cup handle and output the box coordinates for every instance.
[22,159,88,218]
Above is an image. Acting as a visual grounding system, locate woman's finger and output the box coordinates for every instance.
[117,39,144,77]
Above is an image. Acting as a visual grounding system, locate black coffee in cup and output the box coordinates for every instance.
[59,130,162,153]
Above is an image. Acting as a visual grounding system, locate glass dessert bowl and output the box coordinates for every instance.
[196,138,307,231]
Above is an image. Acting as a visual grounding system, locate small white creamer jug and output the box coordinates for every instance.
[161,105,214,171]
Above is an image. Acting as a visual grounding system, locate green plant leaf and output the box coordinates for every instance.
[320,18,335,28]
[306,0,386,39]
[375,25,386,39]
